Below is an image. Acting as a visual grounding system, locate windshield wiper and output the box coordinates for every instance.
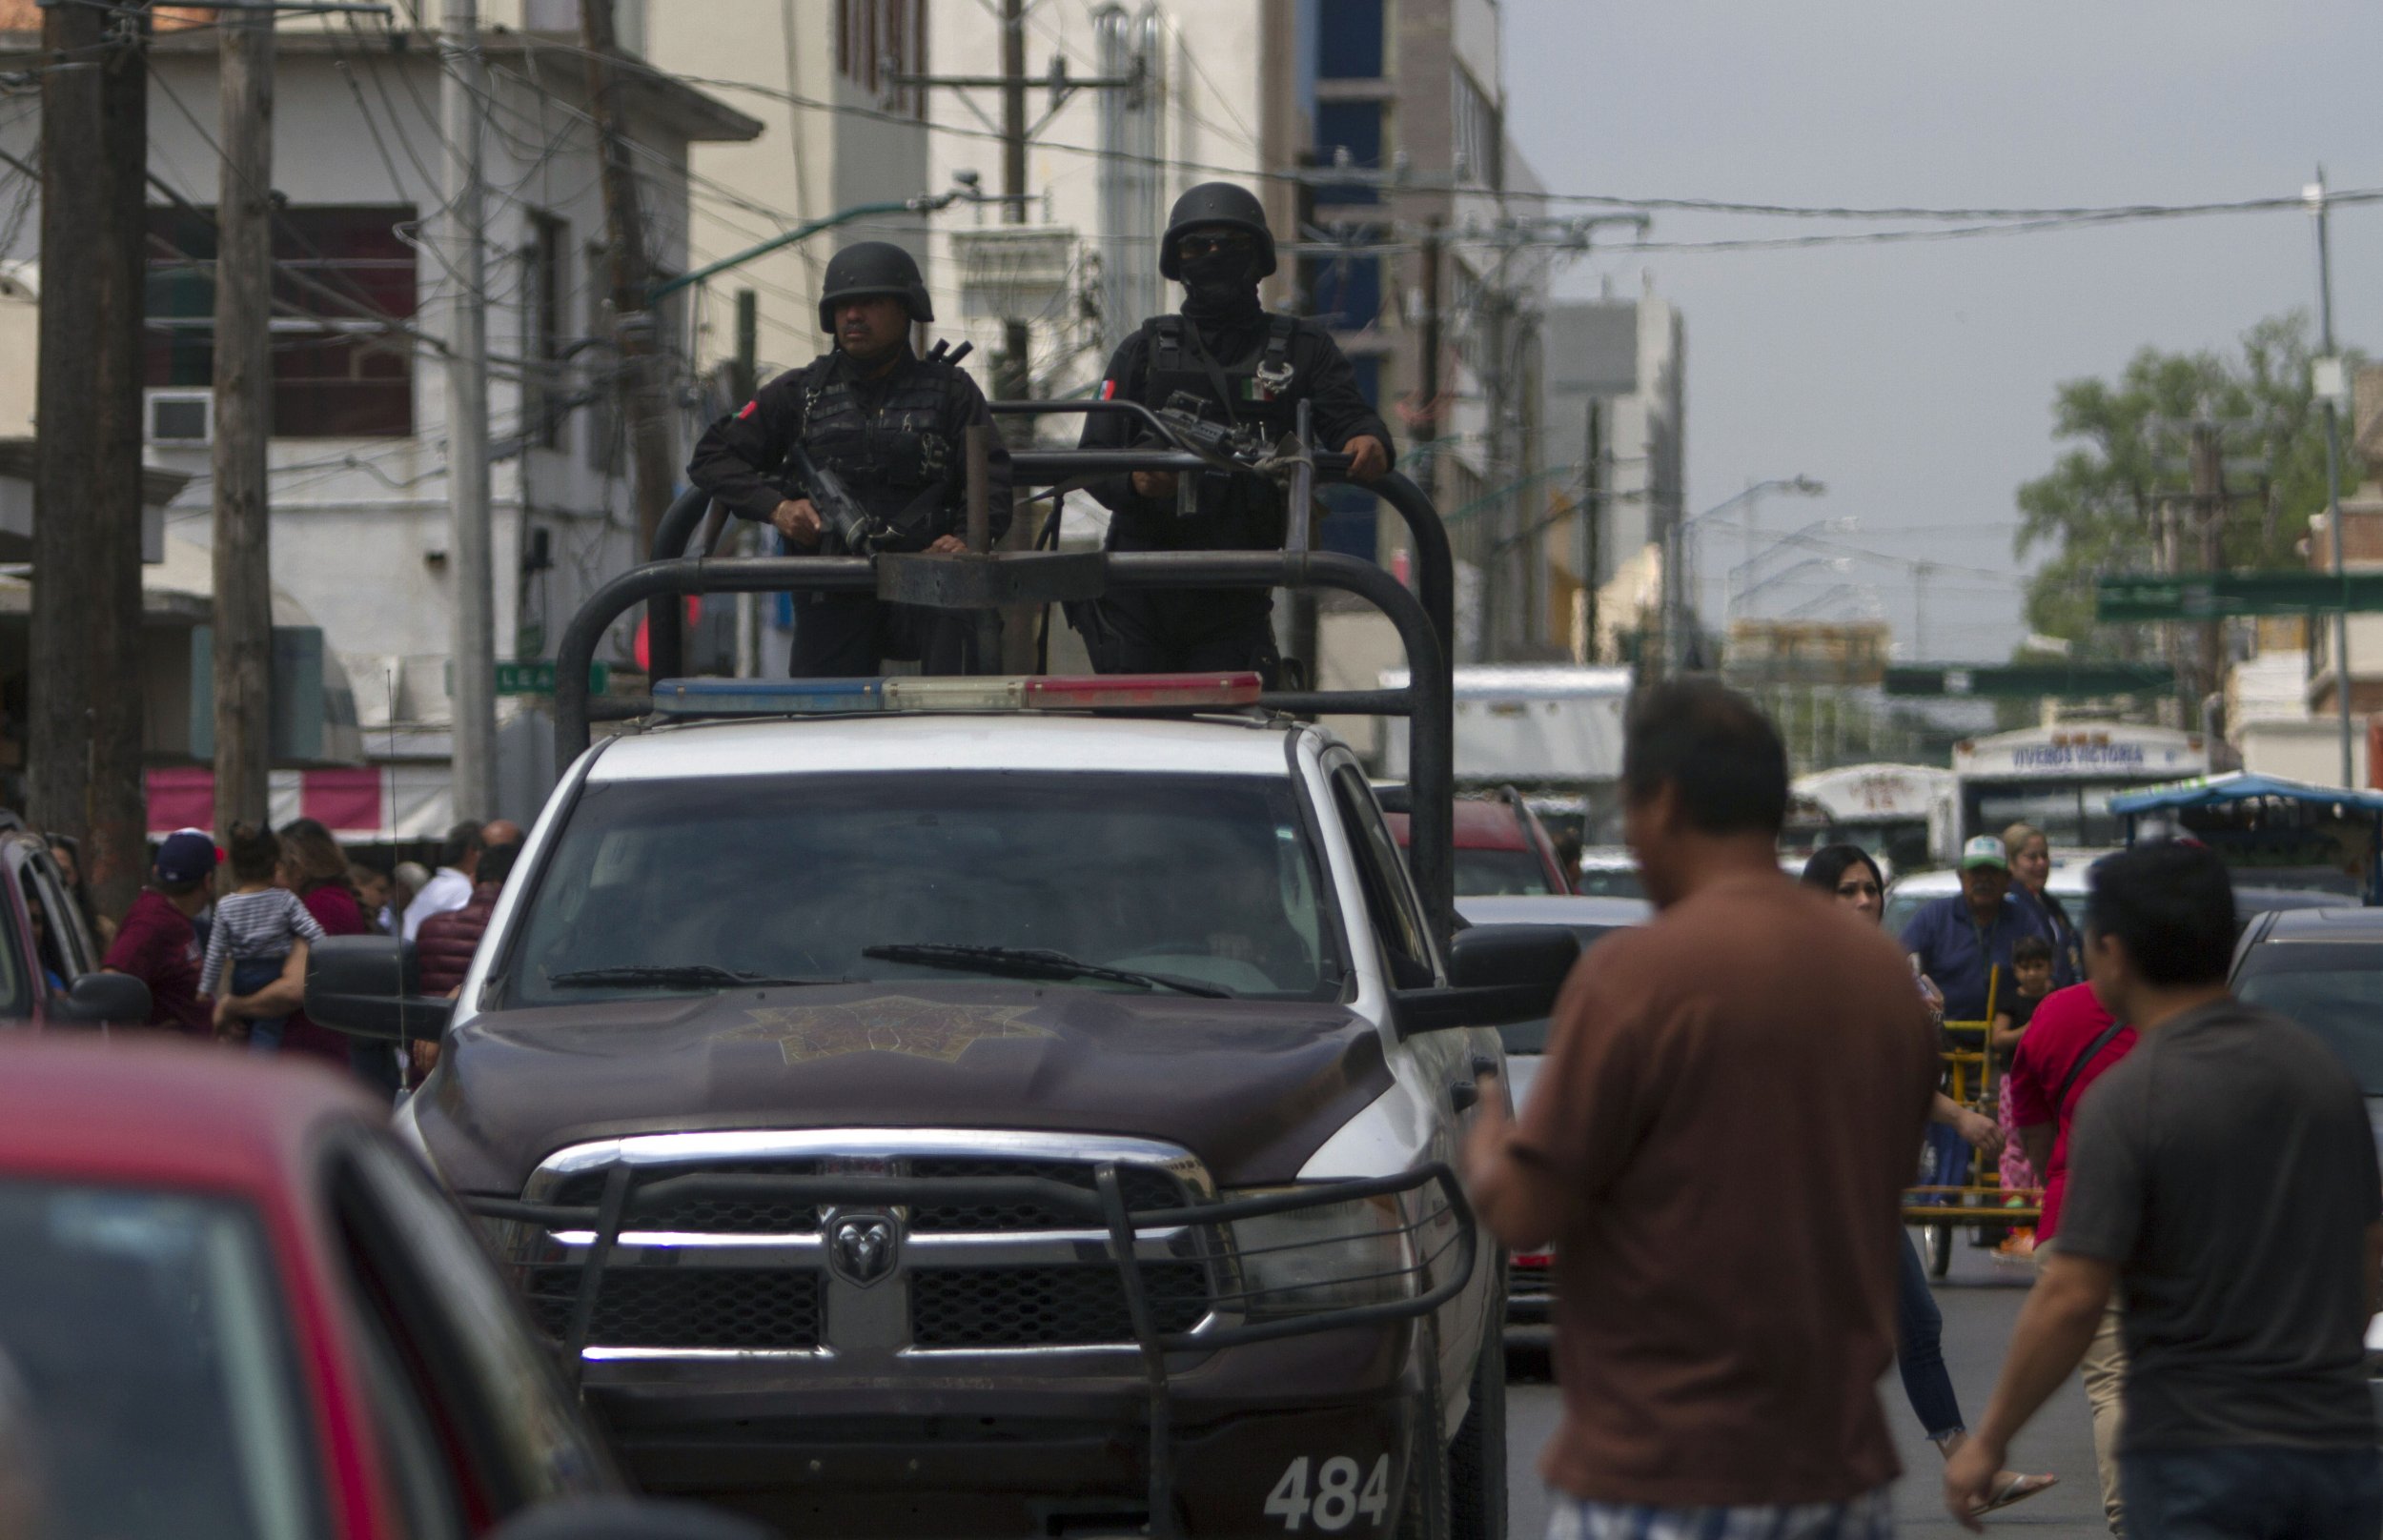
[859,943,1232,999]
[547,964,845,990]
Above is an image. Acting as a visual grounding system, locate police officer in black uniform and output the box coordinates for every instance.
[687,240,1009,676]
[1075,182,1393,679]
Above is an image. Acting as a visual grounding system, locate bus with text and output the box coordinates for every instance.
[1951,723,2214,856]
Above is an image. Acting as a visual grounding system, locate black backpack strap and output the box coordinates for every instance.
[1256,314,1297,395]
[2054,1020,2129,1115]
[1148,314,1184,375]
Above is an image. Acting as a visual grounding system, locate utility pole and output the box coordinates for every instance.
[995,0,1035,670]
[1416,218,1443,521]
[2190,415,2226,731]
[212,4,275,839]
[2312,171,2355,787]
[583,0,679,562]
[30,0,149,920]
[1578,396,1601,662]
[440,0,496,820]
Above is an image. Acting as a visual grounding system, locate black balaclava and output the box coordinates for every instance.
[1178,239,1263,326]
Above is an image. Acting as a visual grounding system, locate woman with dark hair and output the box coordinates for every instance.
[1801,843,2056,1514]
[272,819,382,1084]
[2002,821,2082,984]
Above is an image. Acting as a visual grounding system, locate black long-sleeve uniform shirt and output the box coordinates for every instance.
[686,345,1011,546]
[1078,311,1392,550]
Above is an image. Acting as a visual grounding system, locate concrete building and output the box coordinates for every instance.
[0,8,761,834]
[1538,284,1685,664]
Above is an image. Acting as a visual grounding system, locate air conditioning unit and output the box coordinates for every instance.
[145,388,214,447]
[952,226,1077,322]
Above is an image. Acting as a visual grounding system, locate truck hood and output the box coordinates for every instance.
[414,981,1393,1194]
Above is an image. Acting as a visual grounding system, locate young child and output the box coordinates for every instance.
[1991,934,2056,1255]
[204,823,327,1052]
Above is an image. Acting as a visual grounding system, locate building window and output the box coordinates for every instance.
[1313,100,1382,206]
[1298,230,1383,333]
[145,204,418,439]
[1452,67,1501,189]
[523,213,568,452]
[839,0,927,115]
[1316,0,1384,79]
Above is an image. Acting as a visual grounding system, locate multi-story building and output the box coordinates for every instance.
[1538,283,1685,664]
[0,6,761,833]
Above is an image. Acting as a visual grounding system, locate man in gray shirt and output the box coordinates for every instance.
[1946,841,2382,1539]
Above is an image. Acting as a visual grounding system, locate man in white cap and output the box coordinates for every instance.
[1901,835,2040,1024]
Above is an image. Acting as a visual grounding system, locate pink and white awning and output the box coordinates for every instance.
[146,766,457,844]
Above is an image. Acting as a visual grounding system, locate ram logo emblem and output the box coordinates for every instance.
[830,1211,899,1287]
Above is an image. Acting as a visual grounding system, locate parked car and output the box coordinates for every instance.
[1382,785,1575,897]
[2227,904,2383,1431]
[1454,892,1651,1331]
[0,826,147,1029]
[1885,861,2336,943]
[0,1035,754,1540]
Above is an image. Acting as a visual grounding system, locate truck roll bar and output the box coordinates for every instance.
[646,404,1454,682]
[554,546,1457,940]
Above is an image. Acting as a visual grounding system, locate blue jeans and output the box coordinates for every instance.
[2124,1446,2382,1540]
[230,955,287,1054]
[1895,1229,1964,1440]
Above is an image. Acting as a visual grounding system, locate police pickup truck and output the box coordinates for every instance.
[310,667,1572,1540]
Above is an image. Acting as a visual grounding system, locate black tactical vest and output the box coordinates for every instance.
[796,356,956,551]
[1130,313,1300,546]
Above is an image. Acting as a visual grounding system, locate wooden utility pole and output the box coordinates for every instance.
[212,6,276,839]
[2190,417,2227,732]
[30,0,150,920]
[993,0,1036,671]
[441,0,496,820]
[1579,396,1602,661]
[581,0,678,560]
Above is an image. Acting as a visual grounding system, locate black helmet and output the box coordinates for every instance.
[816,240,933,331]
[1159,181,1276,281]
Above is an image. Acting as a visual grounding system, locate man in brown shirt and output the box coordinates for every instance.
[1467,679,1938,1540]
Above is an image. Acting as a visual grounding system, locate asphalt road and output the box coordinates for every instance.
[1505,1241,2110,1540]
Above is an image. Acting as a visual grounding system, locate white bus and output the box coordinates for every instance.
[1787,763,1956,875]
[1951,724,2213,855]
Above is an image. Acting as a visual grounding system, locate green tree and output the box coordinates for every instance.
[2015,313,2353,657]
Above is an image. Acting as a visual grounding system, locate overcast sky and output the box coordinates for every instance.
[1501,0,2382,661]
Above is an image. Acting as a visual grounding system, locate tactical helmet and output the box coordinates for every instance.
[816,240,933,331]
[1159,181,1277,281]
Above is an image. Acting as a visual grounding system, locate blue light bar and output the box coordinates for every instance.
[650,677,884,716]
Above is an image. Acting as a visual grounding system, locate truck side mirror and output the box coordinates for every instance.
[49,971,151,1028]
[304,935,453,1042]
[1392,923,1578,1036]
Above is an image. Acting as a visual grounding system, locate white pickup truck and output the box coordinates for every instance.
[313,672,1574,1540]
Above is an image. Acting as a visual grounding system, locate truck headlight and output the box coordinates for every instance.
[1225,1189,1416,1318]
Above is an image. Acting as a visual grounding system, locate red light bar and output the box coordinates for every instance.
[1021,672,1265,709]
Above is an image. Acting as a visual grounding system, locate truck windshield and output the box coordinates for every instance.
[504,770,1343,1004]
[0,1181,322,1540]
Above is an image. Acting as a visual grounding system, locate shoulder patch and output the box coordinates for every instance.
[736,400,758,420]
[1100,379,1117,400]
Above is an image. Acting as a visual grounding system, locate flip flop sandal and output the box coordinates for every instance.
[1974,1473,2058,1516]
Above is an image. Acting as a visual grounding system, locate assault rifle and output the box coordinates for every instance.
[787,442,904,555]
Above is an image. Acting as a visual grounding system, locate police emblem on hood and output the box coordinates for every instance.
[717,995,1053,1065]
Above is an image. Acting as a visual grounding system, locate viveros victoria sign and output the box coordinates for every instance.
[1954,728,2207,780]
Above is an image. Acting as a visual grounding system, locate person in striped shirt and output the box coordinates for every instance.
[203,824,325,1053]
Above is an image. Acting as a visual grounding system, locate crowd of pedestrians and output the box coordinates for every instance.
[1468,678,2382,1540]
[83,815,523,1093]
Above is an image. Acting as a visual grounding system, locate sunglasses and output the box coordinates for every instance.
[1177,232,1253,258]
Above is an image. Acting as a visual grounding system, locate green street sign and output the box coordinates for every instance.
[2096,571,2383,622]
[496,659,610,697]
[1884,663,2177,699]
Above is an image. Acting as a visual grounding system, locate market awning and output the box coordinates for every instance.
[146,765,455,844]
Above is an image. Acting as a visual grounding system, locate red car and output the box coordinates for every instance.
[1382,786,1575,897]
[0,1037,757,1540]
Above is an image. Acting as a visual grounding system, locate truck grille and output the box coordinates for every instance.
[525,1265,825,1350]
[514,1139,1220,1359]
[911,1264,1212,1348]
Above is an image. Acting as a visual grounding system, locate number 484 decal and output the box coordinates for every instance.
[1264,1455,1392,1532]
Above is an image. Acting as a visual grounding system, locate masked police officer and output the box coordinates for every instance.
[688,240,1009,676]
[1075,182,1393,680]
